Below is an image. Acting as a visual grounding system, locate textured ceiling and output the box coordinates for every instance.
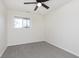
[3,0,72,15]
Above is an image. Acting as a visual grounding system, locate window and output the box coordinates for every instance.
[14,16,31,28]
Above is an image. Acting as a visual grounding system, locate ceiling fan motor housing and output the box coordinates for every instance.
[36,0,49,2]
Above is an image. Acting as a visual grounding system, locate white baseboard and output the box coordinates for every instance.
[0,46,7,57]
[8,41,45,46]
[46,41,79,57]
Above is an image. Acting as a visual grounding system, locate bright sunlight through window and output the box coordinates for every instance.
[14,16,31,28]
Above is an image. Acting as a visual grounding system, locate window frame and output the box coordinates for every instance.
[14,16,31,29]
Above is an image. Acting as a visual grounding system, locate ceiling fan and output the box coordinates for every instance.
[24,0,49,11]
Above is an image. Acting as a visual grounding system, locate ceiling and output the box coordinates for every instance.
[3,0,72,15]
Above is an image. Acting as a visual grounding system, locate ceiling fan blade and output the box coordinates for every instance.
[42,3,49,9]
[24,2,37,4]
[34,6,38,11]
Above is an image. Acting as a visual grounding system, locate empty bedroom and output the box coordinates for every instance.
[0,0,79,58]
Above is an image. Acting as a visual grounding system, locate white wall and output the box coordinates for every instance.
[45,0,79,56]
[7,10,45,46]
[0,0,7,57]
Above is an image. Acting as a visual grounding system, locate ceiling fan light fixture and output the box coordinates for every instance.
[37,3,42,7]
[24,0,49,11]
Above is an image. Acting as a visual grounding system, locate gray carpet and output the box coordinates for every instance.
[1,41,78,58]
